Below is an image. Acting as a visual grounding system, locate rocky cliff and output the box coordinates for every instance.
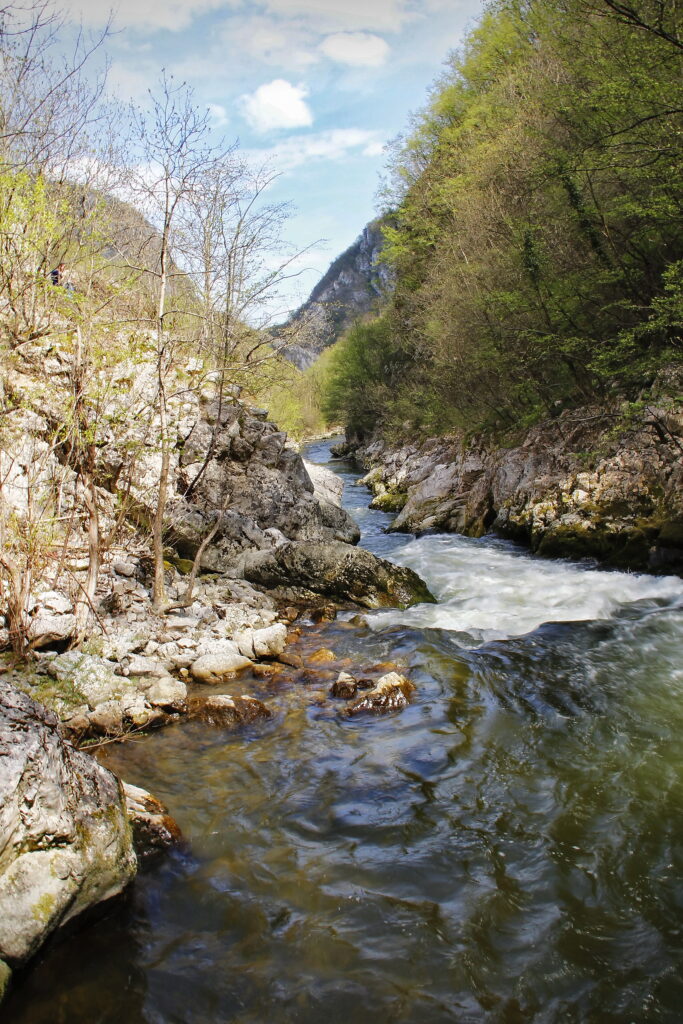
[280,219,392,369]
[350,370,683,574]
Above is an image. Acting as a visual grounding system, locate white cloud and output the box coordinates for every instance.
[61,0,232,32]
[207,102,229,126]
[249,128,385,171]
[220,15,319,71]
[260,0,414,33]
[319,32,389,67]
[239,79,313,134]
[363,140,386,157]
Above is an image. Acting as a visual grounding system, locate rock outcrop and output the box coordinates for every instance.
[354,381,683,573]
[279,219,392,369]
[0,684,136,968]
[241,540,435,608]
[163,392,360,571]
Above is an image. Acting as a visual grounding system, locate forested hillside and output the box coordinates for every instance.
[324,0,683,440]
[280,220,391,369]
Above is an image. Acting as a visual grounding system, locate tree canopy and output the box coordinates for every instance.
[325,0,683,440]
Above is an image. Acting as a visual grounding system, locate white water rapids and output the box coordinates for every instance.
[367,532,683,645]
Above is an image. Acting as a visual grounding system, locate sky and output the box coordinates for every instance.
[60,0,484,316]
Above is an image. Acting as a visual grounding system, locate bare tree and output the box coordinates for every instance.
[130,72,221,609]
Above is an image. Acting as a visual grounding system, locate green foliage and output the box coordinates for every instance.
[322,316,415,438]
[345,0,683,441]
[265,346,337,440]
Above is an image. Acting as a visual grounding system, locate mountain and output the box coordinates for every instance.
[281,219,392,370]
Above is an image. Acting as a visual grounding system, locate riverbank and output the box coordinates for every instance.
[4,437,682,1023]
[345,371,683,574]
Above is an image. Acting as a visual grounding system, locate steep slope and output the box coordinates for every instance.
[281,219,392,369]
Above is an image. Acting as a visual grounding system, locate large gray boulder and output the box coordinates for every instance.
[0,684,136,967]
[241,540,435,609]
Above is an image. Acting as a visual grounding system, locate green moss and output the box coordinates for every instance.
[31,892,57,924]
[0,960,12,1003]
[370,491,408,513]
[13,669,86,716]
[658,520,683,549]
[536,523,651,570]
[167,555,195,575]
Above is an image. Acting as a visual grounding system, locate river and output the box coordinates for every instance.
[6,439,683,1023]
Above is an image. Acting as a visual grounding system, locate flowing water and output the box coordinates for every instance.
[6,440,683,1023]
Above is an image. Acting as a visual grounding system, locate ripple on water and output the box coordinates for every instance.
[5,440,683,1023]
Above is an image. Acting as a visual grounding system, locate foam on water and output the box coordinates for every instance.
[368,532,683,644]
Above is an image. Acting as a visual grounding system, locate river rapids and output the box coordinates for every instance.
[6,439,683,1023]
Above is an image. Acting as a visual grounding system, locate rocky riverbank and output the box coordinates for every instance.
[347,370,683,574]
[1,352,433,995]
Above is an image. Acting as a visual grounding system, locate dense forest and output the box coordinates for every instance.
[323,0,683,441]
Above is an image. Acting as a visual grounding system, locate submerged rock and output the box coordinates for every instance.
[345,672,416,715]
[187,694,271,728]
[0,684,136,967]
[123,782,182,862]
[330,672,358,699]
[241,540,435,609]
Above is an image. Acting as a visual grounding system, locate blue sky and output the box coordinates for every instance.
[61,0,484,314]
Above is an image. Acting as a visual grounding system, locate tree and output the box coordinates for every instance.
[130,72,220,609]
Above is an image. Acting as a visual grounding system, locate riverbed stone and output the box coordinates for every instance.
[234,623,288,659]
[345,672,416,715]
[330,672,358,699]
[27,612,77,649]
[190,650,253,683]
[187,694,271,728]
[123,783,182,862]
[146,676,187,711]
[87,700,125,735]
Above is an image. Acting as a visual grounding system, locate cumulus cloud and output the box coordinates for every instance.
[239,79,313,133]
[249,128,385,171]
[319,32,389,67]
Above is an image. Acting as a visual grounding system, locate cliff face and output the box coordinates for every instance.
[281,220,392,369]
[351,370,683,575]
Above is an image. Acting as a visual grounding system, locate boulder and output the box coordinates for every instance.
[45,652,137,711]
[187,694,271,728]
[346,672,416,715]
[0,685,136,966]
[303,460,344,506]
[27,612,76,649]
[190,647,253,683]
[241,540,435,609]
[234,623,287,659]
[145,676,187,711]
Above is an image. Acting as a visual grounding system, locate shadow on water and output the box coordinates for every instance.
[6,439,683,1023]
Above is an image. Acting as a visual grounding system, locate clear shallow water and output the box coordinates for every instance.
[6,440,683,1023]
